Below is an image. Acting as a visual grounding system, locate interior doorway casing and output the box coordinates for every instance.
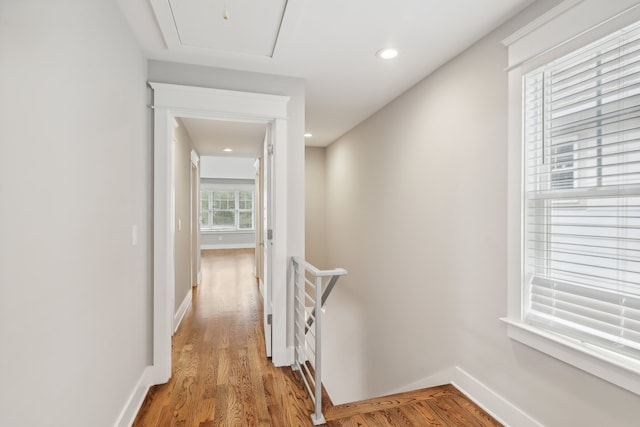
[190,150,200,287]
[150,82,290,384]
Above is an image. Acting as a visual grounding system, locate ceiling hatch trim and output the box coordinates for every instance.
[150,0,289,59]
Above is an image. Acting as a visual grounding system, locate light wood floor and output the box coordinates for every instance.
[324,385,502,426]
[133,248,502,426]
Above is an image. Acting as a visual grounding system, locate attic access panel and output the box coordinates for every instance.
[155,0,288,57]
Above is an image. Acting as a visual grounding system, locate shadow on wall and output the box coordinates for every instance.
[322,284,367,404]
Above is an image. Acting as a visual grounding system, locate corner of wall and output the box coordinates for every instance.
[386,367,456,396]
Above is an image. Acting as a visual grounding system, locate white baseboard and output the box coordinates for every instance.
[381,366,542,427]
[451,367,543,427]
[173,290,192,334]
[284,346,295,365]
[201,243,256,250]
[259,279,265,298]
[113,366,153,427]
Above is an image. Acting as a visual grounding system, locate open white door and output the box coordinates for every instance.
[262,127,274,357]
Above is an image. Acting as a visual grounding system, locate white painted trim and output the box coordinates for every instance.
[374,366,542,427]
[149,0,303,60]
[173,290,192,334]
[502,319,640,395]
[503,0,640,70]
[200,229,255,235]
[451,367,543,427]
[501,0,584,46]
[150,106,174,385]
[113,366,153,427]
[269,118,289,366]
[201,243,256,250]
[190,149,199,167]
[285,346,295,365]
[150,83,289,120]
[197,270,202,285]
[149,0,181,49]
[386,367,454,395]
[150,82,290,385]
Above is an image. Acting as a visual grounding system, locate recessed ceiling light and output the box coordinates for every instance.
[223,148,233,152]
[376,48,398,60]
[304,133,312,138]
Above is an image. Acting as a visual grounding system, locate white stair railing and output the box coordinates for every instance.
[292,257,347,425]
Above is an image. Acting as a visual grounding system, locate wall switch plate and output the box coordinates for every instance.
[132,225,138,246]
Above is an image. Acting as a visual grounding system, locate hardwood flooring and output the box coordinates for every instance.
[132,248,502,427]
[133,249,313,426]
[324,385,502,427]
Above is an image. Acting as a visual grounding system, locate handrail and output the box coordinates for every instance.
[306,274,342,334]
[291,257,347,425]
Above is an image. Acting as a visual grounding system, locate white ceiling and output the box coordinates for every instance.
[179,117,266,158]
[119,0,534,147]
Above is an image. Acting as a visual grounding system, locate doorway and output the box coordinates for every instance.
[150,82,290,385]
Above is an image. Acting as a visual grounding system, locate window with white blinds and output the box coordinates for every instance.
[523,20,640,360]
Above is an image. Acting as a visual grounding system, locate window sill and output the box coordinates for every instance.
[200,229,255,234]
[501,318,640,396]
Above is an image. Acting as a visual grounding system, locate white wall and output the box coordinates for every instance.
[324,83,457,403]
[201,232,255,249]
[0,1,151,426]
[322,0,640,425]
[200,156,256,179]
[305,147,328,269]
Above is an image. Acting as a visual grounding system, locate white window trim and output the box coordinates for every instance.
[200,183,256,232]
[201,229,255,235]
[504,0,640,396]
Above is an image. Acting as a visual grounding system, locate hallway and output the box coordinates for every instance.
[133,249,314,426]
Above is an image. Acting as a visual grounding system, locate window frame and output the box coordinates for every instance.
[200,188,255,232]
[504,0,640,396]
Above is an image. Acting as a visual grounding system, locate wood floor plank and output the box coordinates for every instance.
[195,398,216,426]
[325,385,458,421]
[329,413,369,427]
[386,407,417,427]
[424,400,462,427]
[262,372,289,426]
[360,409,398,426]
[396,402,446,426]
[431,396,486,427]
[247,341,273,426]
[449,394,502,427]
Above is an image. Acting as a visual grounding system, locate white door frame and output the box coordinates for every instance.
[149,82,290,384]
[262,127,274,358]
[190,149,200,287]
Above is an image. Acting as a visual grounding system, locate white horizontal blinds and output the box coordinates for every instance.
[524,20,640,358]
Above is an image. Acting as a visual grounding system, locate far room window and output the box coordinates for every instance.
[523,20,640,361]
[200,189,254,231]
